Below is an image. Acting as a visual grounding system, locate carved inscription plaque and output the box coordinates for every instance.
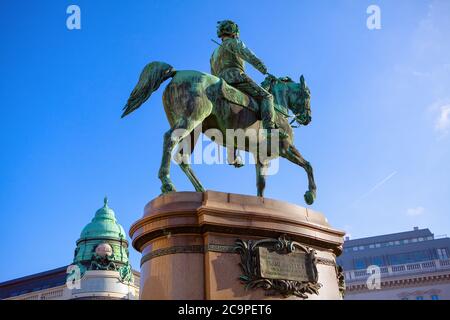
[235,235,321,298]
[258,247,313,282]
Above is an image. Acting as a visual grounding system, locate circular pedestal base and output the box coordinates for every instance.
[130,191,345,300]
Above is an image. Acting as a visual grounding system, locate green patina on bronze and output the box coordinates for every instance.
[70,197,133,283]
[121,21,316,205]
[210,20,282,138]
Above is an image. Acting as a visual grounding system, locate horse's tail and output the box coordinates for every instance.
[121,61,176,118]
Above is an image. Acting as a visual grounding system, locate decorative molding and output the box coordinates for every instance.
[76,236,129,246]
[397,288,441,299]
[316,257,336,266]
[140,244,236,265]
[140,245,204,265]
[336,265,346,298]
[206,243,237,253]
[5,285,67,300]
[140,243,337,269]
[346,273,450,292]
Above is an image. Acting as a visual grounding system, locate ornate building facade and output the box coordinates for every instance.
[337,227,450,300]
[0,199,140,300]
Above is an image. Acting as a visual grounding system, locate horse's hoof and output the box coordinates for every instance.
[304,191,315,205]
[228,162,244,168]
[228,156,244,168]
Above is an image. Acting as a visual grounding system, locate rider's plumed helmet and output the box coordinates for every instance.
[217,20,239,38]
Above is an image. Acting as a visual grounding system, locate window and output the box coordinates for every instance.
[359,246,364,250]
[404,239,409,244]
[354,258,366,270]
[431,295,439,300]
[412,238,418,243]
[353,247,358,251]
[395,241,400,245]
[416,296,424,300]
[375,243,381,248]
[418,237,424,242]
[389,241,394,246]
[389,250,431,265]
[369,244,375,249]
[427,236,433,240]
[437,248,449,260]
[372,256,385,267]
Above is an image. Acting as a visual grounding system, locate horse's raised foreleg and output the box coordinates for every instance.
[281,144,317,205]
[158,119,195,194]
[255,160,269,197]
[175,126,206,192]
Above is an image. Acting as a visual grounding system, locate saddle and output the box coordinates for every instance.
[218,79,259,113]
[218,79,289,117]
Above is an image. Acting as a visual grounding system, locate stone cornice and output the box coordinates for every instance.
[130,191,345,255]
[346,271,450,293]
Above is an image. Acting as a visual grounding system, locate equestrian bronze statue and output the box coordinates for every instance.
[122,20,316,205]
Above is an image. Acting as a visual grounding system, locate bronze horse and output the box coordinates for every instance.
[122,61,316,205]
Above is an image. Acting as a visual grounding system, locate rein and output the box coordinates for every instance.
[275,108,300,128]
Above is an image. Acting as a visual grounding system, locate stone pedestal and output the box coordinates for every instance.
[130,191,345,300]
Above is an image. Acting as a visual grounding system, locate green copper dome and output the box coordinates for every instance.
[71,197,133,283]
[79,197,126,240]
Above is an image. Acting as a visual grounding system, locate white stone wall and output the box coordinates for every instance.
[68,270,139,300]
[6,270,139,300]
[6,285,66,300]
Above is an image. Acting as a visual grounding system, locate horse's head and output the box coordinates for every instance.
[289,75,311,126]
[262,74,312,126]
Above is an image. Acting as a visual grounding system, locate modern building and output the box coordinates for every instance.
[337,227,450,300]
[0,198,140,300]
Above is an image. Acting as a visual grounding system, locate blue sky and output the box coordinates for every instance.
[0,0,449,282]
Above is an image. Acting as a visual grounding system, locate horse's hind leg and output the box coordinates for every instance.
[158,119,195,194]
[175,126,206,192]
[281,144,317,205]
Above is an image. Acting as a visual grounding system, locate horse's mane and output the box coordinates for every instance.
[261,75,294,92]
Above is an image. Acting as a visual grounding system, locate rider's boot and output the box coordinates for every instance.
[261,96,288,140]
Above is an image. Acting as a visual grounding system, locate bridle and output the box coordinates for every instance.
[265,75,310,128]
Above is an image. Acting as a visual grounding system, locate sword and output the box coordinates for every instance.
[211,38,234,55]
